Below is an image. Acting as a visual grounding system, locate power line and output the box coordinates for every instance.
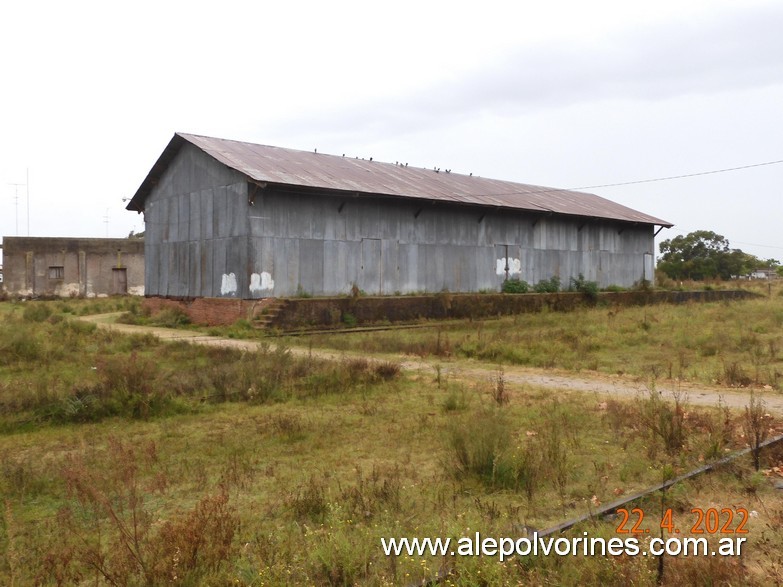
[429,157,783,199]
[570,159,783,190]
[662,226,783,252]
[732,240,783,251]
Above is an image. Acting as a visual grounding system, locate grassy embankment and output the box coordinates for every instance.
[297,282,783,390]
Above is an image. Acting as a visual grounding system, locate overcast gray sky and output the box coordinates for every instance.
[1,0,781,262]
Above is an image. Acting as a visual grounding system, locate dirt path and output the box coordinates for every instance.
[79,314,783,414]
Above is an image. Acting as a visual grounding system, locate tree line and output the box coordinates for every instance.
[658,230,780,281]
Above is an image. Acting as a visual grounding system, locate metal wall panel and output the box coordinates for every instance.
[213,187,228,239]
[188,241,199,296]
[200,240,213,297]
[141,143,247,298]
[323,240,354,295]
[200,189,213,240]
[212,238,228,295]
[358,238,381,293]
[188,193,200,242]
[397,243,418,293]
[381,239,399,294]
[268,239,298,295]
[299,239,324,295]
[238,189,656,295]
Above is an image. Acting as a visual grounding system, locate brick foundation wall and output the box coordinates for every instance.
[271,289,759,330]
[142,297,275,326]
[144,290,758,329]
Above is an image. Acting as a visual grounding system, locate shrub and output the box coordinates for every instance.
[154,490,238,579]
[22,303,52,323]
[743,391,770,471]
[603,284,626,292]
[492,367,509,406]
[534,276,561,293]
[339,465,402,521]
[569,273,599,300]
[287,475,329,522]
[116,311,142,325]
[720,362,752,387]
[639,386,687,457]
[51,439,239,585]
[447,410,539,494]
[78,352,170,420]
[442,387,469,412]
[501,278,530,294]
[151,307,190,328]
[342,312,357,327]
[295,284,312,298]
[0,326,43,365]
[373,361,401,381]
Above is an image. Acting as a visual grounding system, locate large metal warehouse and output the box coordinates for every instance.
[126,133,672,298]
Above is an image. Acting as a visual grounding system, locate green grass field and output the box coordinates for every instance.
[1,292,783,585]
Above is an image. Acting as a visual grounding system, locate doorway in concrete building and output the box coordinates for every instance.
[112,268,128,295]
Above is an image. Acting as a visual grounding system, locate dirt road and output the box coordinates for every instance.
[79,314,783,414]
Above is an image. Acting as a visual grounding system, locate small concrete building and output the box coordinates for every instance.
[126,133,672,298]
[0,236,144,297]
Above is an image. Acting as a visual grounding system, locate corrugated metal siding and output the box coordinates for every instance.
[143,143,249,298]
[243,188,655,296]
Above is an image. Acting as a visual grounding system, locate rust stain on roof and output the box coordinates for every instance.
[127,132,672,227]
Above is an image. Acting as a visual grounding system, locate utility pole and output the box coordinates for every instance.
[8,183,25,235]
[26,168,30,236]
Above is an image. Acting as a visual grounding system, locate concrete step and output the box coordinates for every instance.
[251,299,288,329]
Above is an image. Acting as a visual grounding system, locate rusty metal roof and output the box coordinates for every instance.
[127,132,672,227]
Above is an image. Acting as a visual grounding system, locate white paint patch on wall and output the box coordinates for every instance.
[495,258,522,276]
[220,272,238,296]
[249,271,274,294]
[55,282,81,297]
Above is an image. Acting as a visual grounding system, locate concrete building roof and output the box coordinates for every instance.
[127,132,673,227]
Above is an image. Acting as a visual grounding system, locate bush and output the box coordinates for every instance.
[448,410,539,493]
[342,312,358,327]
[151,307,190,328]
[22,303,52,323]
[534,276,561,293]
[639,387,687,457]
[501,278,530,294]
[569,273,599,300]
[373,361,401,381]
[0,326,42,364]
[52,439,239,585]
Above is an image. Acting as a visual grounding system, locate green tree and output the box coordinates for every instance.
[657,230,763,280]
